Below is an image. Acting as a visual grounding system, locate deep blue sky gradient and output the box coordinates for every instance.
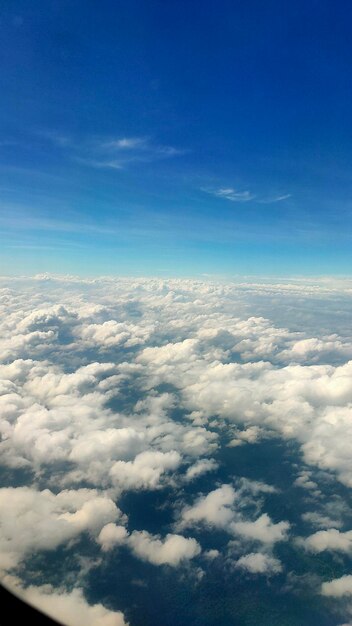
[1,0,352,275]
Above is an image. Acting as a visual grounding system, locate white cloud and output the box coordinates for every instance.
[259,194,291,204]
[97,523,128,552]
[180,485,236,529]
[321,575,352,597]
[301,529,352,554]
[231,514,290,544]
[109,450,181,490]
[79,135,184,170]
[39,131,183,170]
[0,486,121,571]
[105,137,146,150]
[293,470,320,494]
[204,549,220,559]
[202,187,255,202]
[301,512,343,529]
[128,531,201,566]
[20,585,128,626]
[236,478,277,496]
[3,274,352,621]
[184,458,218,481]
[235,552,282,575]
[3,276,352,495]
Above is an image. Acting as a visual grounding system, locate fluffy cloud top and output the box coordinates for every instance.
[184,458,218,481]
[21,585,128,626]
[2,275,352,624]
[235,552,282,575]
[180,485,237,528]
[109,450,181,490]
[97,523,129,552]
[128,531,201,566]
[0,486,121,571]
[321,575,352,597]
[231,514,290,545]
[301,529,352,554]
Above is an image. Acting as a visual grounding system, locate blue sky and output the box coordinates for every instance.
[1,0,352,276]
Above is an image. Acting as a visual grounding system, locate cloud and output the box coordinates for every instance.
[97,524,202,567]
[202,187,255,202]
[109,450,181,490]
[235,478,277,496]
[103,137,147,150]
[231,514,290,545]
[228,426,264,447]
[20,585,128,626]
[0,486,121,571]
[128,531,201,566]
[37,130,185,170]
[79,319,154,349]
[293,470,320,495]
[178,482,286,546]
[301,511,343,529]
[301,529,352,554]
[204,549,220,559]
[259,194,291,204]
[78,135,185,169]
[97,523,129,552]
[321,575,352,597]
[2,274,352,621]
[3,275,352,492]
[235,552,282,575]
[202,188,291,204]
[74,158,125,170]
[180,485,237,529]
[184,458,218,481]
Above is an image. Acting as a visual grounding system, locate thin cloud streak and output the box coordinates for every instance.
[202,187,291,204]
[202,187,255,202]
[37,131,186,170]
[259,194,291,204]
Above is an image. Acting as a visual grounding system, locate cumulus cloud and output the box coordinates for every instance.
[321,575,352,597]
[128,531,201,566]
[109,450,181,490]
[184,458,218,481]
[20,585,128,626]
[2,274,352,622]
[301,512,343,529]
[180,485,237,529]
[231,514,290,545]
[294,470,319,491]
[235,552,282,575]
[228,425,263,447]
[0,486,121,571]
[236,477,277,496]
[301,529,352,554]
[179,484,288,546]
[79,319,153,350]
[97,523,129,551]
[204,549,220,560]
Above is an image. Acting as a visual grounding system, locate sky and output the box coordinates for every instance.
[1,0,352,276]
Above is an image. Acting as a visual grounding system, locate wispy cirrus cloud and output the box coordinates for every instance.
[102,137,147,150]
[74,157,124,170]
[202,187,255,202]
[202,187,291,204]
[259,194,291,204]
[38,130,186,170]
[86,136,186,169]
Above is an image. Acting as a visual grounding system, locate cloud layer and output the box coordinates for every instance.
[2,275,352,624]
